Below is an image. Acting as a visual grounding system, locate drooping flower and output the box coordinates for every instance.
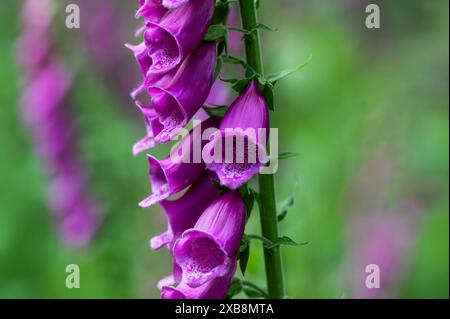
[143,0,215,76]
[136,0,168,23]
[137,0,191,22]
[161,260,236,299]
[150,171,223,250]
[172,191,246,287]
[139,117,218,208]
[204,81,269,189]
[133,42,217,153]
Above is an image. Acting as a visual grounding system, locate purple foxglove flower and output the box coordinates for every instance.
[204,81,269,189]
[161,260,236,299]
[21,61,72,125]
[17,31,51,69]
[59,199,104,248]
[172,191,246,287]
[136,0,167,23]
[18,0,103,248]
[126,42,178,100]
[150,171,222,250]
[133,42,216,153]
[348,211,419,298]
[126,42,152,78]
[21,0,54,31]
[162,0,189,9]
[139,118,218,208]
[143,0,215,76]
[137,0,190,22]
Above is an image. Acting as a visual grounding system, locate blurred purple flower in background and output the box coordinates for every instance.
[345,151,423,298]
[348,210,419,298]
[17,0,103,248]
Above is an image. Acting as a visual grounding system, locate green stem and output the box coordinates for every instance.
[238,0,285,299]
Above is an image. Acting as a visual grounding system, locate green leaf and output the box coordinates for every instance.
[214,57,223,81]
[220,77,239,84]
[225,26,248,34]
[232,78,251,93]
[238,235,250,275]
[265,54,312,83]
[253,23,277,32]
[247,234,274,248]
[217,39,227,56]
[243,287,265,298]
[277,210,288,223]
[211,1,230,25]
[203,105,228,117]
[262,83,274,111]
[277,196,294,222]
[248,234,306,249]
[222,55,259,78]
[221,55,246,65]
[266,236,307,249]
[226,23,275,36]
[241,281,268,299]
[278,152,299,160]
[211,178,229,192]
[241,187,256,220]
[226,278,243,299]
[205,24,227,41]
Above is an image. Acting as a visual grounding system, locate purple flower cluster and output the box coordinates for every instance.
[18,0,103,248]
[130,1,270,299]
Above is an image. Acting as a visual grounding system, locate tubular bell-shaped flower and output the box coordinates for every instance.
[136,0,167,23]
[161,261,236,299]
[143,0,215,76]
[172,191,246,287]
[150,171,223,250]
[139,117,218,208]
[137,0,190,22]
[204,81,269,190]
[133,42,217,154]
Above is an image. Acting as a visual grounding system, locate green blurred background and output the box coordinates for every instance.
[0,0,448,298]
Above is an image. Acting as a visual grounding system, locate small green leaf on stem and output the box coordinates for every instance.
[238,234,250,275]
[232,78,252,93]
[214,57,223,80]
[226,278,243,299]
[247,234,274,247]
[278,152,299,160]
[277,196,294,222]
[266,236,308,249]
[262,82,274,111]
[203,105,229,117]
[205,24,228,41]
[265,54,312,84]
[242,281,269,299]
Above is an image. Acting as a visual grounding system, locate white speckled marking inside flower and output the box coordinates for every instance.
[184,237,225,281]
